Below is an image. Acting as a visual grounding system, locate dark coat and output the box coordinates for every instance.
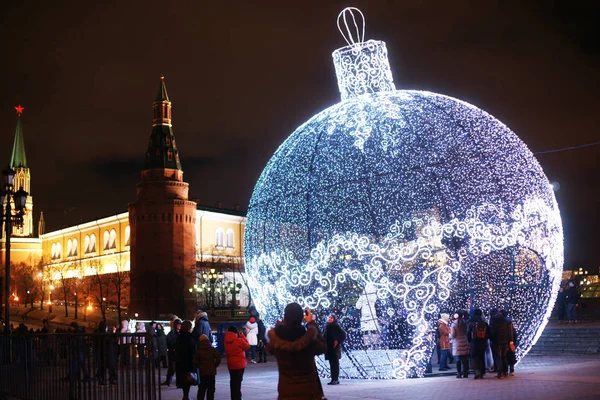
[324,322,346,360]
[565,286,580,304]
[257,319,267,344]
[157,329,168,357]
[466,316,489,355]
[266,321,326,400]
[192,313,212,341]
[166,330,179,350]
[193,340,222,376]
[175,331,197,387]
[489,314,513,347]
[223,331,250,370]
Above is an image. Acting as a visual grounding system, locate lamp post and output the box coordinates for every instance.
[74,292,78,320]
[1,167,29,334]
[48,284,54,314]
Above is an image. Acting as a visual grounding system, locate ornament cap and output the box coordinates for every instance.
[333,8,396,100]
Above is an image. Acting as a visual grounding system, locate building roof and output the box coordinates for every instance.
[143,76,182,171]
[10,114,27,169]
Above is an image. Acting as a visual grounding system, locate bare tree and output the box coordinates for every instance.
[107,255,130,328]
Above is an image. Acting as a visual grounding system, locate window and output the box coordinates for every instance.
[51,243,56,260]
[215,228,224,248]
[67,239,72,257]
[109,229,117,249]
[125,226,131,246]
[226,229,234,248]
[90,234,96,253]
[72,238,78,257]
[104,230,110,250]
[84,235,90,254]
[56,243,62,260]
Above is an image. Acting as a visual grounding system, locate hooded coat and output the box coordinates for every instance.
[193,339,222,376]
[266,321,326,400]
[224,331,250,370]
[437,319,451,350]
[192,312,212,341]
[246,320,259,346]
[450,319,470,356]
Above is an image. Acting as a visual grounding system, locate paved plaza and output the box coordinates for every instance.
[159,355,600,400]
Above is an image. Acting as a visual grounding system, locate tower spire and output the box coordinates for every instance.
[11,105,28,168]
[144,76,182,171]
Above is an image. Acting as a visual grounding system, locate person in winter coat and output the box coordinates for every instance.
[564,281,580,324]
[193,310,212,341]
[467,308,489,379]
[324,314,346,385]
[95,321,117,386]
[224,325,250,400]
[162,318,182,386]
[502,310,518,376]
[120,319,132,365]
[450,310,470,378]
[135,321,147,365]
[245,317,259,363]
[267,303,327,400]
[489,309,514,379]
[193,334,222,400]
[175,320,198,400]
[256,316,268,363]
[437,313,451,371]
[157,323,168,368]
[147,321,159,367]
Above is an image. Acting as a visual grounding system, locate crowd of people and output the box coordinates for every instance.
[436,308,517,380]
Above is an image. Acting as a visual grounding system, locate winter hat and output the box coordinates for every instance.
[228,325,239,334]
[473,308,483,316]
[284,302,304,326]
[249,317,256,323]
[440,313,450,321]
[181,320,193,332]
[199,334,209,342]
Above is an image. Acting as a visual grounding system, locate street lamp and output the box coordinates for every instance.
[48,284,54,314]
[1,167,29,334]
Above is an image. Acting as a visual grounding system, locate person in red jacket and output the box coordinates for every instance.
[224,325,250,400]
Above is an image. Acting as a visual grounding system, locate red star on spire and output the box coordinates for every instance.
[14,104,24,115]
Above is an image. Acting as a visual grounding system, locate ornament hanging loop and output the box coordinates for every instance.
[337,7,365,46]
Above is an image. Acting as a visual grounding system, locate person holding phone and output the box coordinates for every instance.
[266,303,327,399]
[224,325,250,400]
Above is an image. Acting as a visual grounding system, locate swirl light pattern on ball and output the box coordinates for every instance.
[244,8,563,379]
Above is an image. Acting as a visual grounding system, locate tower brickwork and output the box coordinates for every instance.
[128,77,197,320]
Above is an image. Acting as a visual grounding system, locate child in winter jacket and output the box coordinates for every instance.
[193,334,222,400]
[224,326,250,400]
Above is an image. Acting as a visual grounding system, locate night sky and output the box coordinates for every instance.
[1,1,598,269]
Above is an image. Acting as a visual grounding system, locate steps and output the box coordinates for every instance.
[529,327,600,355]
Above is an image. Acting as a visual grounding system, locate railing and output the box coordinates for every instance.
[0,333,161,400]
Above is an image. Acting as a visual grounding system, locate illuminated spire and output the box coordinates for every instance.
[143,76,182,171]
[10,105,28,168]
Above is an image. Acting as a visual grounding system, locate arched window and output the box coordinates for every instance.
[226,229,234,248]
[57,242,62,260]
[104,230,110,250]
[125,225,131,246]
[51,243,56,260]
[72,238,78,257]
[109,229,117,249]
[215,228,224,248]
[90,234,96,253]
[84,235,90,254]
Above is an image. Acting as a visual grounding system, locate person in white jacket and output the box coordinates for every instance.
[245,317,259,363]
[136,322,147,365]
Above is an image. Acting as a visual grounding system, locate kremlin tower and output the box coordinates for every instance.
[128,77,198,319]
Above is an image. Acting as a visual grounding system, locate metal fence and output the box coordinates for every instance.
[0,333,162,400]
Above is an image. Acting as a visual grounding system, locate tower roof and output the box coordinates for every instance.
[10,105,28,169]
[144,76,182,171]
[156,75,170,102]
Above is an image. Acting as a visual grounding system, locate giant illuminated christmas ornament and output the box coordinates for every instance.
[244,8,563,379]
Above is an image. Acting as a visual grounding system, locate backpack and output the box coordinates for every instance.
[473,322,487,340]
